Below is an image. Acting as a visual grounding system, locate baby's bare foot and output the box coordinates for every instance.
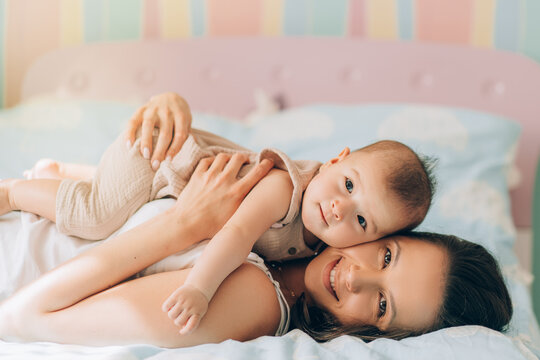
[24,159,64,180]
[0,179,20,216]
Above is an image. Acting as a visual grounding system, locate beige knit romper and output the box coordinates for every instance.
[56,128,321,261]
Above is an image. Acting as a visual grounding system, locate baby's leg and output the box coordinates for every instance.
[24,159,97,180]
[0,178,59,221]
[0,179,18,216]
[56,134,155,240]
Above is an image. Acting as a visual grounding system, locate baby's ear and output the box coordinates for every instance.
[321,147,351,170]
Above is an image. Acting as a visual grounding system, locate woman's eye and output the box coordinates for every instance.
[345,178,354,193]
[378,296,387,317]
[357,215,366,229]
[383,248,392,268]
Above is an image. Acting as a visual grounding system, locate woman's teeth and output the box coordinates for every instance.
[330,265,337,293]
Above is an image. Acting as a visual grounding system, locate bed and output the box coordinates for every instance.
[0,38,539,359]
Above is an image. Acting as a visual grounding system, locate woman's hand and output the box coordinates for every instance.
[163,153,273,334]
[169,153,274,241]
[125,92,192,170]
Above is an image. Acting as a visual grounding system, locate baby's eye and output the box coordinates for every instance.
[345,178,354,193]
[378,296,387,318]
[383,248,392,268]
[357,215,366,229]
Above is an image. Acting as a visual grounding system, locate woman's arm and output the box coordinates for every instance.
[163,168,293,333]
[0,154,274,346]
[0,239,281,347]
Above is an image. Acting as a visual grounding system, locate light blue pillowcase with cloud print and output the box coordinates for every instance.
[0,97,134,179]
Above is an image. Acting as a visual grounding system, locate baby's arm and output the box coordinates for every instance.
[161,168,293,334]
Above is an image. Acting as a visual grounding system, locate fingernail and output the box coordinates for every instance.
[143,147,150,159]
[152,160,160,171]
[166,156,172,162]
[126,140,132,149]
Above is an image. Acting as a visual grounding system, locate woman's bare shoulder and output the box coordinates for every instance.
[161,263,281,347]
[77,263,283,349]
[205,262,282,341]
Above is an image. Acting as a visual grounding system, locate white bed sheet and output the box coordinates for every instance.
[0,200,536,360]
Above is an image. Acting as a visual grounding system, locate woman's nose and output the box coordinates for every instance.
[346,265,377,293]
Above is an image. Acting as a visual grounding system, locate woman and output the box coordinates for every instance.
[0,151,512,348]
[292,231,513,342]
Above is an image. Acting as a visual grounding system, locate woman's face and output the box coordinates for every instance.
[304,236,447,332]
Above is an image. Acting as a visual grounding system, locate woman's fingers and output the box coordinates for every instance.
[124,93,193,163]
[151,108,174,170]
[235,158,274,195]
[140,107,157,159]
[193,156,215,176]
[222,153,250,177]
[166,104,190,161]
[207,153,232,175]
[171,154,272,239]
[125,106,146,148]
[195,154,273,190]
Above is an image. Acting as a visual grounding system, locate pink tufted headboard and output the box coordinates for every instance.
[21,38,540,226]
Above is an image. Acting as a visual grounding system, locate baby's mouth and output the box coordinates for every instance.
[319,204,328,226]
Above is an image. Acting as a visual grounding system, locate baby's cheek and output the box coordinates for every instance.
[325,229,370,248]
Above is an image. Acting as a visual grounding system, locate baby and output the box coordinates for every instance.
[0,97,435,335]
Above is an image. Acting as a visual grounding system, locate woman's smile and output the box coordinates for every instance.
[330,258,342,299]
[323,258,340,300]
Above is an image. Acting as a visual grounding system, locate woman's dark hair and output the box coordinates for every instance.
[290,232,513,342]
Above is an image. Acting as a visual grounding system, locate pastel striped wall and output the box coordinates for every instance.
[1,0,539,108]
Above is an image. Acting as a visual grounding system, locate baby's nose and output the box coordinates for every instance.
[331,200,344,221]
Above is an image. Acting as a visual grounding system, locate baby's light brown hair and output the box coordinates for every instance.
[356,140,436,230]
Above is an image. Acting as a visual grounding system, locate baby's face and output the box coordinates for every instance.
[302,148,409,248]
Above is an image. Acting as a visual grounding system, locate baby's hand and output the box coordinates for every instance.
[162,284,209,335]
